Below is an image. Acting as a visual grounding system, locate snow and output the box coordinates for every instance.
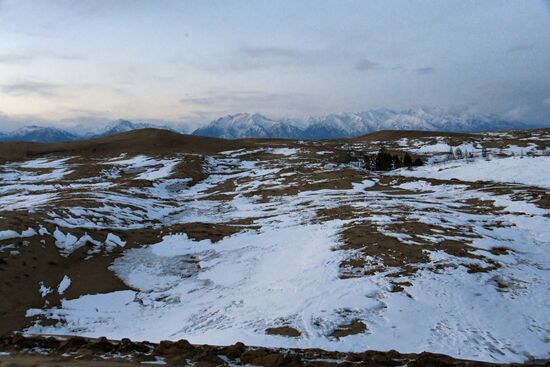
[6,144,549,363]
[413,142,452,153]
[25,152,550,363]
[410,141,477,155]
[39,282,52,297]
[107,155,180,180]
[504,144,539,156]
[57,276,71,295]
[51,228,126,255]
[19,157,73,169]
[53,228,79,254]
[266,148,300,156]
[0,230,18,241]
[140,357,167,365]
[105,233,126,250]
[0,192,57,211]
[0,228,37,241]
[396,156,550,189]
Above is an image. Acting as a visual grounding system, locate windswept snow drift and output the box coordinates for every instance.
[396,156,550,189]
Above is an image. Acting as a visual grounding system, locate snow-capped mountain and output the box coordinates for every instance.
[0,120,172,143]
[92,119,169,138]
[0,125,79,143]
[192,113,304,139]
[193,108,531,139]
[0,109,537,143]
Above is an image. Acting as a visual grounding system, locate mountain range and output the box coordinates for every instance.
[0,120,170,143]
[192,108,531,140]
[0,108,541,143]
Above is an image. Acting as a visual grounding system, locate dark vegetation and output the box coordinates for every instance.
[366,148,423,171]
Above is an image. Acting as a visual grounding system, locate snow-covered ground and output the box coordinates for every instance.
[0,134,550,362]
[1,140,549,363]
[396,156,550,189]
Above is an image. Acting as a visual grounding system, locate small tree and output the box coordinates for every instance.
[392,154,402,169]
[413,157,424,166]
[364,154,375,170]
[403,152,413,168]
[374,148,393,171]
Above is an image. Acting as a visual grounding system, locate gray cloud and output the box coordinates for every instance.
[0,54,34,64]
[181,90,311,108]
[0,111,52,132]
[201,46,353,72]
[507,43,535,53]
[2,80,60,97]
[415,67,436,75]
[223,47,311,71]
[354,58,378,71]
[0,51,83,65]
[240,47,303,59]
[477,79,550,123]
[180,90,316,119]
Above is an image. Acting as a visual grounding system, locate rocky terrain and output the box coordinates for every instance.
[2,334,548,367]
[0,128,549,366]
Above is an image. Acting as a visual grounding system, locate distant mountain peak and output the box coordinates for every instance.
[95,119,173,138]
[193,113,303,139]
[0,119,175,143]
[193,108,531,140]
[0,125,79,143]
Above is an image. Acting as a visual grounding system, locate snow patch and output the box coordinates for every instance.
[57,276,71,295]
[397,156,550,189]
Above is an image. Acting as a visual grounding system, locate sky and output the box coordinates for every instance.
[0,0,549,131]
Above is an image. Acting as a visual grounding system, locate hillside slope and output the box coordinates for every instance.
[0,128,251,161]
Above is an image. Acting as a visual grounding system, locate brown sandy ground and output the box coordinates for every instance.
[0,129,252,162]
[0,220,256,336]
[1,334,548,367]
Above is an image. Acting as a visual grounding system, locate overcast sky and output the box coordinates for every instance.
[0,0,549,130]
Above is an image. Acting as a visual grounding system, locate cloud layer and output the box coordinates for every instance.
[0,0,548,126]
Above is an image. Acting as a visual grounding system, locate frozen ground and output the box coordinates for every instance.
[396,156,550,189]
[1,130,549,364]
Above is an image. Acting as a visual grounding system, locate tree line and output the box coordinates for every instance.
[365,148,423,171]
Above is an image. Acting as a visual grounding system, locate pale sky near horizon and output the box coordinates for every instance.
[0,0,549,130]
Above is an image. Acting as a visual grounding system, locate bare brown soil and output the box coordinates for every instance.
[265,326,301,337]
[170,155,208,185]
[0,129,251,162]
[0,220,255,336]
[329,320,368,339]
[350,129,476,143]
[0,238,129,336]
